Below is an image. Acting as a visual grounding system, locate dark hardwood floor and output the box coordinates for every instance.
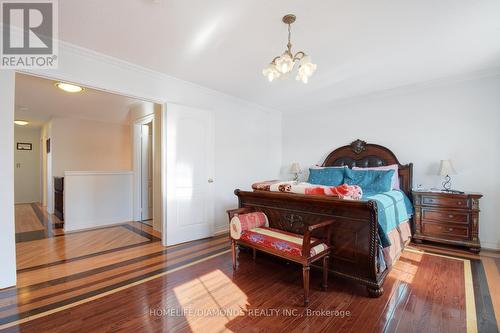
[2,204,498,332]
[1,240,498,332]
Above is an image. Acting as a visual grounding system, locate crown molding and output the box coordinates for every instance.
[288,66,500,113]
[20,39,500,116]
[55,41,282,115]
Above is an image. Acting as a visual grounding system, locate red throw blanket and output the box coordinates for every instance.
[252,181,363,200]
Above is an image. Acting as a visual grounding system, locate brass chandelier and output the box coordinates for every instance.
[262,14,317,84]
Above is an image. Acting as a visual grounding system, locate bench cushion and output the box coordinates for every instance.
[240,227,328,257]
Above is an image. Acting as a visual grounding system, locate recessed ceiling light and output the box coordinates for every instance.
[55,82,84,93]
[14,120,29,126]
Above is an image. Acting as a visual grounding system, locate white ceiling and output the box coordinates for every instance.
[15,73,151,127]
[58,0,500,112]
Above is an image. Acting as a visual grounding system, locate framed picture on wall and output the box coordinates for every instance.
[17,142,32,150]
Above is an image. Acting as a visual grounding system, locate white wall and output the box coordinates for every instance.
[51,117,132,177]
[282,75,500,249]
[24,42,282,243]
[14,127,41,203]
[64,171,133,232]
[0,42,280,286]
[0,71,17,288]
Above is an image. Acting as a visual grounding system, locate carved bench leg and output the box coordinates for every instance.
[231,240,238,271]
[367,286,384,298]
[322,255,329,291]
[252,248,256,261]
[303,265,310,306]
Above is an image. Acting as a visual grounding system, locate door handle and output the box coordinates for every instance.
[208,178,214,183]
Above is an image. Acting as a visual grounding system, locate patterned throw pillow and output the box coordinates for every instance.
[344,168,395,193]
[307,166,346,186]
[353,164,400,189]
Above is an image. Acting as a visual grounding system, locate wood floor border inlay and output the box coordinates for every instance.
[15,204,52,243]
[31,203,64,229]
[16,240,153,273]
[120,224,161,242]
[0,246,231,329]
[471,259,498,333]
[3,237,494,332]
[407,247,498,333]
[15,225,158,273]
[2,244,227,312]
[3,238,227,300]
[16,233,223,274]
[30,203,46,227]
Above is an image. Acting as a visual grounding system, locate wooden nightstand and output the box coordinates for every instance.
[412,190,482,253]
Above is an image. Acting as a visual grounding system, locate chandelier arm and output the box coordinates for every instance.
[293,51,306,62]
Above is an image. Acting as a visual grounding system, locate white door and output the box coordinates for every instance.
[165,104,215,246]
[141,122,153,221]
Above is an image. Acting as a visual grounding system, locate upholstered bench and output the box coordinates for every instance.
[227,208,333,306]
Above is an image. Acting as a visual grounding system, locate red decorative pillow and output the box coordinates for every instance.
[230,212,268,240]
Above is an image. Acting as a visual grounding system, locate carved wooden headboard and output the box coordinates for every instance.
[322,139,413,196]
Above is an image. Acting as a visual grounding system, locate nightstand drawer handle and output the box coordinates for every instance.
[448,214,454,218]
[444,227,454,232]
[457,202,463,205]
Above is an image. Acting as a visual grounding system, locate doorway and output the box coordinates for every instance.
[140,121,153,224]
[13,73,163,242]
[132,108,162,233]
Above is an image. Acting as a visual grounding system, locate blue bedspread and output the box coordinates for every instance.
[361,190,413,248]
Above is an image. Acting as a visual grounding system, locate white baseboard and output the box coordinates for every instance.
[0,278,16,290]
[63,221,131,234]
[481,239,500,251]
[214,225,228,236]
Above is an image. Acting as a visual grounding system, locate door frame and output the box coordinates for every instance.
[132,114,158,229]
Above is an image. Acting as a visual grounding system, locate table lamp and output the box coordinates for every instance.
[290,162,301,182]
[438,159,457,192]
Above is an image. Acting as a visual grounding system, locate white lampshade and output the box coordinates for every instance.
[438,160,457,176]
[290,162,301,173]
[275,52,294,74]
[299,55,317,76]
[262,63,281,82]
[295,55,317,84]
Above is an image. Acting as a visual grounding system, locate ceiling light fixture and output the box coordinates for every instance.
[55,82,84,93]
[14,120,29,126]
[263,14,317,83]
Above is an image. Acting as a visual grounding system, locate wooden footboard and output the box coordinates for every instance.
[234,189,387,297]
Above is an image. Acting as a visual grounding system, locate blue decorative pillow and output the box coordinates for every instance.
[343,168,395,192]
[307,166,346,186]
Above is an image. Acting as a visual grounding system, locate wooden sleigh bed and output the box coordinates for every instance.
[233,139,413,297]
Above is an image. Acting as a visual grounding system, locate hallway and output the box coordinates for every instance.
[14,204,64,243]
